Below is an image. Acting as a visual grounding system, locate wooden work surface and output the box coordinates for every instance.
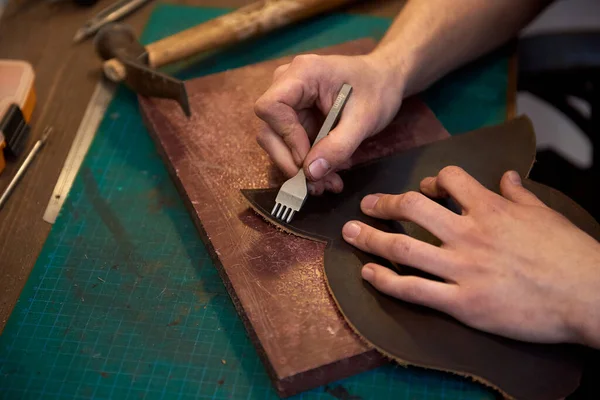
[139,37,462,394]
[0,0,514,333]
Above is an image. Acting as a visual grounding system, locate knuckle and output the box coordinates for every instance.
[494,198,512,214]
[438,165,465,184]
[254,97,273,119]
[401,279,426,303]
[389,235,411,259]
[372,269,397,295]
[273,64,288,76]
[394,191,424,211]
[453,217,479,239]
[480,196,511,216]
[278,124,299,141]
[292,54,319,66]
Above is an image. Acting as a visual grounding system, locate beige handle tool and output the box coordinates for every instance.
[103,0,356,82]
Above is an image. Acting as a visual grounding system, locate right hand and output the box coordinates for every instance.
[254,53,405,195]
[342,168,600,348]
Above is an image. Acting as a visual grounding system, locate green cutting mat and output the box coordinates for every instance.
[0,4,510,399]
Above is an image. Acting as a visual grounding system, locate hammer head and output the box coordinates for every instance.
[95,23,147,63]
[95,23,191,117]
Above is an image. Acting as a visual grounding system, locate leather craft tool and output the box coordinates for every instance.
[272,83,352,223]
[43,80,115,224]
[95,0,355,115]
[0,127,51,209]
[73,0,154,43]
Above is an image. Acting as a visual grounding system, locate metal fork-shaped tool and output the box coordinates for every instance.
[271,83,352,223]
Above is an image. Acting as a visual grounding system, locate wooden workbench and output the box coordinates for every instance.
[0,0,515,333]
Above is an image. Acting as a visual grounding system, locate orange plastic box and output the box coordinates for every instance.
[0,59,36,174]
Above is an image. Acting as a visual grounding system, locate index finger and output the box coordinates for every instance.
[254,77,314,166]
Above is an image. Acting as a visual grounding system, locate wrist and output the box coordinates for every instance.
[367,42,420,98]
[354,52,407,131]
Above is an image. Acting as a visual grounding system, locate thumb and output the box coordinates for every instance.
[500,171,547,207]
[303,111,371,181]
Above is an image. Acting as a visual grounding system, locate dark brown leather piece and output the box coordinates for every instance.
[243,116,599,400]
[139,39,454,396]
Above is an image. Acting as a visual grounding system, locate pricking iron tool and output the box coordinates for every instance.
[271,83,352,224]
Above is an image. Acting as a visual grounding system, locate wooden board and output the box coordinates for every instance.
[139,39,453,396]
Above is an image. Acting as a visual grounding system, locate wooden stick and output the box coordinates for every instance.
[103,0,356,82]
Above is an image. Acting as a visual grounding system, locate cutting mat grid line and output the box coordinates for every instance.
[0,4,509,399]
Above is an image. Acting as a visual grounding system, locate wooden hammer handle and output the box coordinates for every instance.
[103,0,356,82]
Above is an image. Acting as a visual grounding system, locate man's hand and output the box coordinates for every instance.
[253,0,550,194]
[342,167,600,349]
[254,54,405,195]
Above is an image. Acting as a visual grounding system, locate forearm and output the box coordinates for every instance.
[371,0,551,96]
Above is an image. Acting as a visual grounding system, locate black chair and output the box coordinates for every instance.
[518,32,600,220]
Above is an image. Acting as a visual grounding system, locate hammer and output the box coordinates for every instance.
[94,0,356,116]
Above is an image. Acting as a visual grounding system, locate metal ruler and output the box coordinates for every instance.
[43,80,116,224]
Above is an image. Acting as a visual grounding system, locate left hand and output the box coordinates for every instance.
[342,166,600,348]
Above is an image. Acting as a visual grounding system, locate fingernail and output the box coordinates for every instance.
[362,194,380,210]
[307,183,316,195]
[342,222,361,239]
[361,266,374,281]
[508,171,521,185]
[308,158,331,180]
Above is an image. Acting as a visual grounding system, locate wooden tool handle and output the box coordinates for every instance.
[103,0,356,82]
